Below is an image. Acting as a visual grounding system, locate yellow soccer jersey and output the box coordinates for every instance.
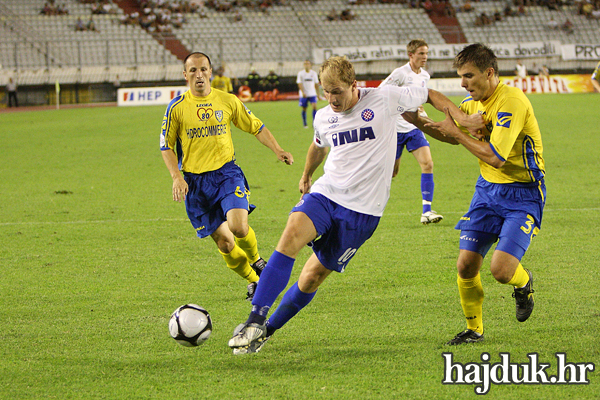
[592,61,600,83]
[160,89,264,174]
[458,82,545,184]
[211,75,233,93]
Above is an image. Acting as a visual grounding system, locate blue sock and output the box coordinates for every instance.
[247,251,295,325]
[267,282,316,331]
[421,173,434,213]
[312,109,317,122]
[301,110,307,126]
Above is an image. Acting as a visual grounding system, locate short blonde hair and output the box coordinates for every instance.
[318,56,355,87]
[407,39,428,55]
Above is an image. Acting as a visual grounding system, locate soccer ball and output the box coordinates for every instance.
[169,304,212,347]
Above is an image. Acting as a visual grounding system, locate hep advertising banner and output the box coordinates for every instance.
[117,86,187,106]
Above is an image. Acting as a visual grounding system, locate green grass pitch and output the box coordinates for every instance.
[0,93,598,399]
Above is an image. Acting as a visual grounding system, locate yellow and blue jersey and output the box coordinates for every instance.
[458,82,545,184]
[592,61,600,83]
[211,75,233,93]
[160,89,264,175]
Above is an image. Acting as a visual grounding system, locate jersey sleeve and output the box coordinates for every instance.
[296,72,302,84]
[488,97,526,161]
[231,96,264,135]
[379,68,405,87]
[386,86,428,114]
[160,97,183,151]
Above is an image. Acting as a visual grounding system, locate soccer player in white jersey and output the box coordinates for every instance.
[228,56,484,355]
[296,60,321,128]
[380,39,443,225]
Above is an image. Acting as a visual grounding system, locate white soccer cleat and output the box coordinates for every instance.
[228,322,267,352]
[421,210,444,225]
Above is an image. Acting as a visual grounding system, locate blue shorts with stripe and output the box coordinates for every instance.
[396,128,429,159]
[299,96,318,108]
[456,176,546,260]
[291,193,380,273]
[184,161,254,238]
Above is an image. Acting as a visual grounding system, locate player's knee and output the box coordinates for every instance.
[490,263,512,284]
[215,238,235,254]
[421,159,434,173]
[228,223,249,239]
[456,259,479,279]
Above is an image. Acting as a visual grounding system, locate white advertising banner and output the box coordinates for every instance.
[117,86,187,106]
[560,44,600,60]
[313,42,561,64]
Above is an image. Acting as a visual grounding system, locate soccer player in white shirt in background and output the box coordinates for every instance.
[228,56,484,355]
[380,39,443,225]
[297,60,321,128]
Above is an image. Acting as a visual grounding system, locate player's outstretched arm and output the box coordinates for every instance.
[255,127,294,165]
[161,149,188,202]
[425,108,504,168]
[426,89,485,135]
[402,110,458,145]
[299,142,327,195]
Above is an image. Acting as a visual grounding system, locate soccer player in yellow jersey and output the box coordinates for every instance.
[211,66,233,93]
[160,52,293,300]
[591,60,600,93]
[425,43,545,345]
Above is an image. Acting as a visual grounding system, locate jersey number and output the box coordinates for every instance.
[338,248,357,264]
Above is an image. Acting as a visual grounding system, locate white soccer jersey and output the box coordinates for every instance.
[297,69,319,98]
[379,63,430,133]
[310,86,428,216]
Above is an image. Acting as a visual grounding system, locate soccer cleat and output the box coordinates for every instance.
[446,329,484,345]
[229,322,267,354]
[250,257,266,277]
[512,269,535,322]
[421,210,444,225]
[233,334,271,355]
[246,282,257,301]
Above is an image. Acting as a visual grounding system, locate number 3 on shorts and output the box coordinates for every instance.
[234,186,250,199]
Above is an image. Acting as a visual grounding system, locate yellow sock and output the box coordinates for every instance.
[235,226,260,265]
[457,273,484,334]
[507,263,529,288]
[219,245,258,283]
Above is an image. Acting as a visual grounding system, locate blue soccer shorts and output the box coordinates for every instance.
[456,176,546,260]
[396,128,430,159]
[184,161,254,238]
[299,96,318,108]
[291,192,380,273]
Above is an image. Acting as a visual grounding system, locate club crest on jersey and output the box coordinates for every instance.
[496,112,512,128]
[331,127,375,147]
[328,116,338,124]
[361,109,374,122]
[197,107,213,121]
[215,110,223,122]
[315,131,322,145]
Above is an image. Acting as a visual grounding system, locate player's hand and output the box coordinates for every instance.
[424,107,464,139]
[299,175,312,196]
[278,151,294,165]
[172,176,188,202]
[461,112,487,137]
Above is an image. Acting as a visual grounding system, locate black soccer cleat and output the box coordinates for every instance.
[251,257,267,277]
[246,282,257,301]
[512,269,535,322]
[446,329,484,345]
